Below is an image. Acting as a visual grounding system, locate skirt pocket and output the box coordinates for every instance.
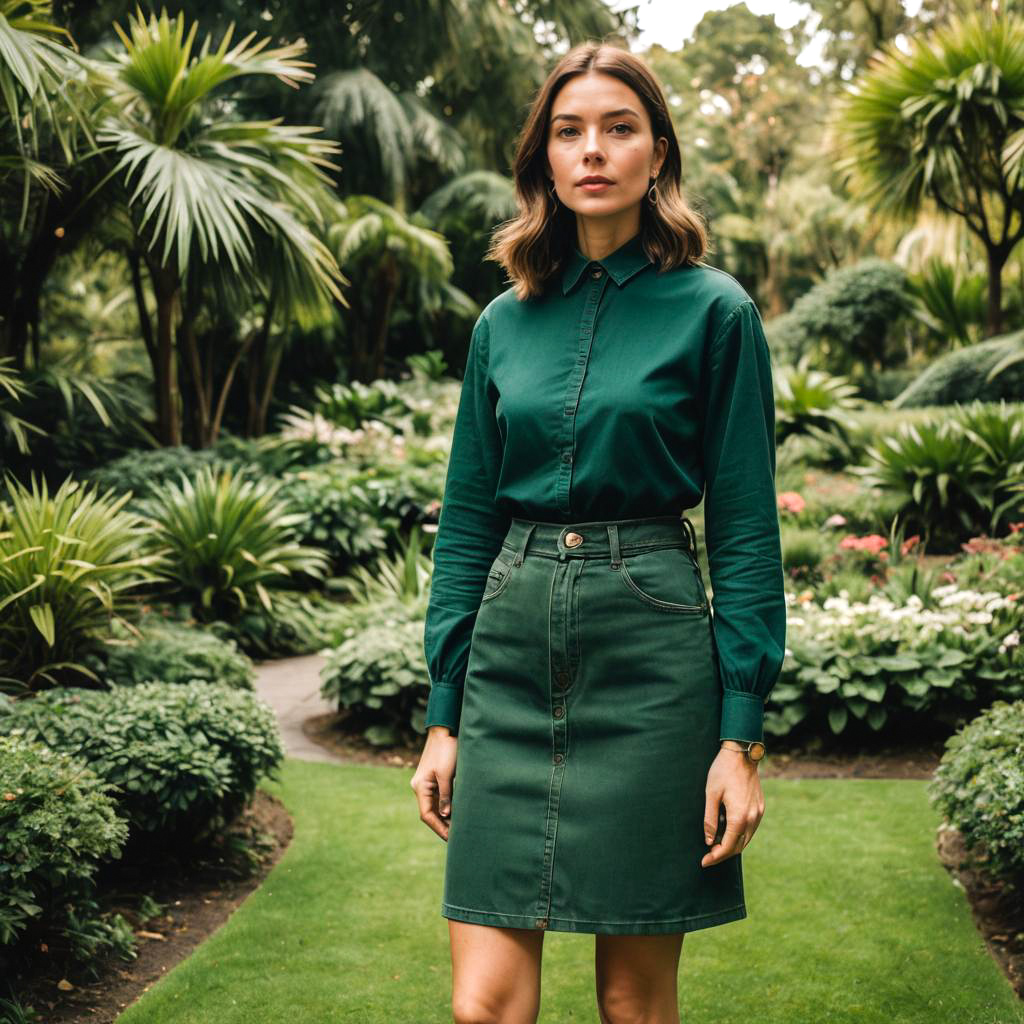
[617,545,708,615]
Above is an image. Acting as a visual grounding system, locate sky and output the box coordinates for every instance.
[610,0,924,67]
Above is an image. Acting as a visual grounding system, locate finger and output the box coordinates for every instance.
[703,791,720,846]
[438,774,453,819]
[414,778,450,841]
[701,821,745,866]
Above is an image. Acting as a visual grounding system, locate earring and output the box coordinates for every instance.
[647,178,659,205]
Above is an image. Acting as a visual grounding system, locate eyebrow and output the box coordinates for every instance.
[551,107,641,124]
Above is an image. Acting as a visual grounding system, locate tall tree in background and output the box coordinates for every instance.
[833,8,1024,336]
[95,10,345,446]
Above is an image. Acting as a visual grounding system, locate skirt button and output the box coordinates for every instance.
[553,752,565,764]
[564,531,583,547]
[536,917,549,929]
[553,705,565,718]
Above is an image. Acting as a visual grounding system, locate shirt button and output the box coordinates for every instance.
[561,452,572,463]
[553,706,565,719]
[591,268,603,278]
[553,752,565,764]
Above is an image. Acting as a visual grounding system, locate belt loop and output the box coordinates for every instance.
[681,516,697,556]
[607,524,621,569]
[513,523,536,566]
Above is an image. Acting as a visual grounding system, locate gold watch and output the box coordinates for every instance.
[721,739,766,764]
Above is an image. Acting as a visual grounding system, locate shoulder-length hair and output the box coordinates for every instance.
[486,41,709,302]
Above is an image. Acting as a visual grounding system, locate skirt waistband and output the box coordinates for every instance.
[502,514,698,564]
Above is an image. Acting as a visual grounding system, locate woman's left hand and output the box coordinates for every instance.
[700,744,765,868]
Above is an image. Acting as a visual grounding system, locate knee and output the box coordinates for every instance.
[596,987,652,1024]
[451,994,514,1024]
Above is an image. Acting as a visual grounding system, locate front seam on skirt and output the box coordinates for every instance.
[441,901,748,935]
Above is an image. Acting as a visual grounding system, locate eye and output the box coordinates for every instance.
[611,123,633,134]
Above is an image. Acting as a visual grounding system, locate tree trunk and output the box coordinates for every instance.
[985,244,1006,338]
[366,254,398,380]
[150,265,182,446]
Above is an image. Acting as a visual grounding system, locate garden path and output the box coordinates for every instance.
[252,653,341,764]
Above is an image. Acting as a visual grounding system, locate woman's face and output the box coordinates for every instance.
[545,71,666,227]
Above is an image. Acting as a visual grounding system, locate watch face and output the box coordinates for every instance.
[749,742,766,761]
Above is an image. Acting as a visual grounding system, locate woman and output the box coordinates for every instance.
[410,41,786,1024]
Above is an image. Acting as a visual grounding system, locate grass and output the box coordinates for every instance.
[114,759,1024,1024]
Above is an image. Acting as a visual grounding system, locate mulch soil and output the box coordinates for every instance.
[7,716,1019,1022]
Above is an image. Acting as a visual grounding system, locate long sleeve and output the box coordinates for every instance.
[700,300,787,745]
[423,311,511,734]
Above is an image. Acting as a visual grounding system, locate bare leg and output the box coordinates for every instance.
[449,921,545,1024]
[594,932,685,1024]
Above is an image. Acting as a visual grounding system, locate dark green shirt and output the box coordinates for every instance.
[423,230,786,745]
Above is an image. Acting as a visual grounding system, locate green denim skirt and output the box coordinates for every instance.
[442,514,747,936]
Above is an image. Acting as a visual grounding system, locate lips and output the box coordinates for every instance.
[577,177,613,185]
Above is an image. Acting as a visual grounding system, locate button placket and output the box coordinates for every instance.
[555,271,608,517]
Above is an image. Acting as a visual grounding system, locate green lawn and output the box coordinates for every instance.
[114,759,1024,1024]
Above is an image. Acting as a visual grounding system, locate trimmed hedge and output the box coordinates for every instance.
[928,699,1024,880]
[0,682,283,852]
[0,735,129,957]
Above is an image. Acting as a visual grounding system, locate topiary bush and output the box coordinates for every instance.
[0,682,283,854]
[892,330,1024,407]
[0,735,130,963]
[927,699,1024,881]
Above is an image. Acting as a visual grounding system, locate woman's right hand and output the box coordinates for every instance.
[410,725,458,841]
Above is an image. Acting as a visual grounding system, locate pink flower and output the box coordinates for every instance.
[900,535,921,556]
[839,533,889,554]
[824,513,847,529]
[777,491,805,515]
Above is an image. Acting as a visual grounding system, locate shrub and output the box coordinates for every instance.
[142,466,330,623]
[772,584,1022,740]
[892,329,1024,407]
[854,402,1024,550]
[0,682,283,852]
[0,735,129,958]
[85,446,246,503]
[771,258,913,380]
[928,699,1024,880]
[101,618,254,689]
[773,356,862,447]
[0,474,159,693]
[320,535,432,744]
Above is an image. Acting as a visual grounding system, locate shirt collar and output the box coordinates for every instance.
[560,231,654,296]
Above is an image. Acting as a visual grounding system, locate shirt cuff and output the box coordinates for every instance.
[719,690,765,745]
[424,682,462,735]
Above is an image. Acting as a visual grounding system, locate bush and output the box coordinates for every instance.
[0,474,159,692]
[85,446,246,503]
[853,401,1024,549]
[892,329,1024,407]
[142,466,330,623]
[0,735,129,960]
[101,617,254,689]
[928,699,1024,880]
[772,583,1022,741]
[771,258,913,379]
[0,682,283,852]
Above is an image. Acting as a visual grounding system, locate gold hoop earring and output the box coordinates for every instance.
[647,179,659,205]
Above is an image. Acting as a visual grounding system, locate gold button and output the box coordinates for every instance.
[553,706,565,719]
[564,532,583,547]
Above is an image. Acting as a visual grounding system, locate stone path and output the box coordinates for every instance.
[252,652,343,764]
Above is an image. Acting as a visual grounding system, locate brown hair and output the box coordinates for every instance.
[486,41,709,302]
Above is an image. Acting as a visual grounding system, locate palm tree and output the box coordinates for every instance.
[0,0,94,367]
[327,194,476,380]
[94,10,347,446]
[832,9,1024,337]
